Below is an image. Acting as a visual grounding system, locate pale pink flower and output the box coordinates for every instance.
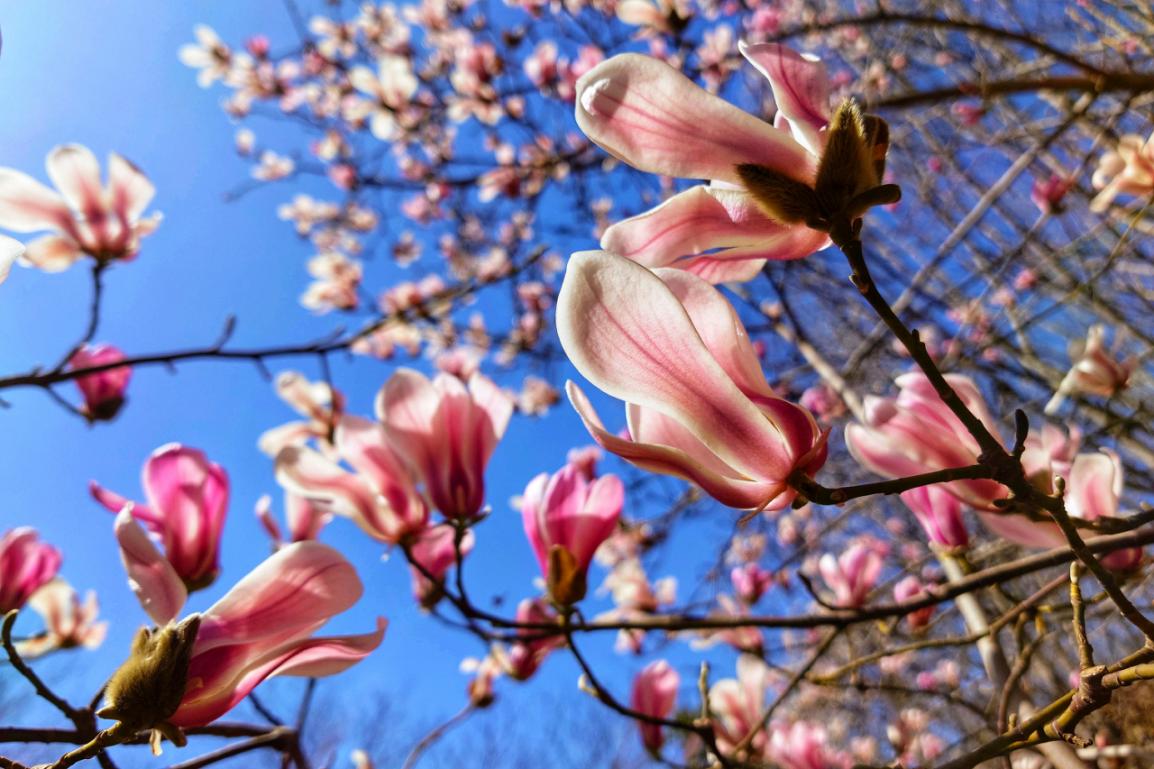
[630,660,679,753]
[252,151,295,181]
[348,55,420,140]
[0,528,62,613]
[615,0,689,36]
[558,250,827,512]
[92,445,228,623]
[377,369,514,519]
[0,145,159,270]
[767,720,851,769]
[254,493,330,548]
[516,376,560,416]
[1090,131,1154,212]
[846,373,1007,511]
[16,578,107,658]
[521,464,623,604]
[898,483,968,549]
[710,655,772,756]
[463,653,502,707]
[163,541,385,727]
[575,45,832,282]
[68,343,132,422]
[301,252,362,313]
[179,26,234,88]
[893,576,934,630]
[408,523,474,609]
[817,541,883,608]
[258,370,345,457]
[275,416,429,545]
[799,382,846,423]
[1046,326,1134,414]
[696,594,764,654]
[731,562,773,605]
[597,557,675,653]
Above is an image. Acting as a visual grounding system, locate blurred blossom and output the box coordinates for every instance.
[254,492,330,549]
[493,598,564,680]
[731,562,773,605]
[0,144,160,270]
[898,484,968,549]
[301,252,362,313]
[0,528,62,613]
[1090,130,1154,212]
[68,343,132,422]
[710,655,771,756]
[16,579,107,658]
[630,660,679,754]
[1046,325,1134,414]
[893,576,934,630]
[1030,172,1071,214]
[817,540,884,608]
[259,370,345,457]
[408,524,474,609]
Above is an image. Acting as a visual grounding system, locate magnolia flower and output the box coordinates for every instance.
[846,373,1007,511]
[349,55,420,140]
[521,463,623,604]
[91,445,229,623]
[731,562,773,605]
[1045,325,1134,414]
[893,576,934,630]
[16,579,107,658]
[767,720,850,769]
[408,523,474,609]
[258,370,345,457]
[101,540,384,729]
[710,655,772,756]
[68,343,132,422]
[575,45,890,282]
[1090,131,1154,212]
[493,598,564,680]
[898,483,968,549]
[630,660,679,754]
[0,528,62,613]
[558,250,826,512]
[377,369,514,520]
[0,145,160,270]
[817,541,883,608]
[275,416,429,545]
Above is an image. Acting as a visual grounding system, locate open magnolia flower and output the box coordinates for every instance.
[1090,130,1154,212]
[98,539,384,733]
[558,250,827,512]
[0,144,160,271]
[16,578,107,658]
[575,44,894,283]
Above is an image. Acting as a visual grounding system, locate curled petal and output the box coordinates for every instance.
[739,42,831,156]
[0,169,71,232]
[601,186,828,280]
[113,509,188,625]
[575,54,814,187]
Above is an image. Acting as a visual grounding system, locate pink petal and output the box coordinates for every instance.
[106,153,155,222]
[0,236,22,284]
[977,512,1065,549]
[175,618,385,727]
[575,54,814,187]
[20,234,83,272]
[142,444,228,582]
[739,43,831,156]
[679,256,767,284]
[1066,451,1121,522]
[274,445,381,534]
[601,186,828,281]
[0,168,72,232]
[113,509,187,625]
[568,382,784,509]
[558,250,799,481]
[196,541,363,653]
[46,145,106,226]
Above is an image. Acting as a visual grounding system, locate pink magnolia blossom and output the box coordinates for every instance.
[597,557,676,654]
[0,528,62,613]
[1030,173,1071,214]
[408,523,475,609]
[730,562,773,605]
[558,250,826,513]
[254,493,330,548]
[377,369,514,520]
[846,373,1007,511]
[710,655,772,756]
[575,45,832,283]
[1090,131,1154,212]
[817,541,883,608]
[16,578,107,658]
[68,343,132,422]
[768,720,851,769]
[0,144,160,271]
[493,598,564,680]
[521,463,623,604]
[258,370,345,457]
[898,483,968,549]
[91,444,229,623]
[275,416,429,545]
[165,541,385,727]
[630,659,679,754]
[1046,326,1134,414]
[893,576,934,630]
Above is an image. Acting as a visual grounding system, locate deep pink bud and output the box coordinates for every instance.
[0,528,62,613]
[899,484,968,549]
[68,344,131,422]
[497,598,563,680]
[630,660,679,754]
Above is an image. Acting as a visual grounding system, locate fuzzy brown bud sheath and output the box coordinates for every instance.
[97,614,202,747]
